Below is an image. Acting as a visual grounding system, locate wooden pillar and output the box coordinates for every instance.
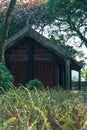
[65,59,70,90]
[55,64,59,86]
[28,42,35,80]
[78,70,81,90]
[70,69,72,90]
[62,67,65,89]
[4,50,10,69]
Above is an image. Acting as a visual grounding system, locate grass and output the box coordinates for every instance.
[0,87,87,130]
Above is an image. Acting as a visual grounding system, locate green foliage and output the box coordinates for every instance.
[0,116,16,130]
[0,63,14,92]
[51,37,66,48]
[0,88,87,130]
[51,37,84,59]
[72,76,78,82]
[25,79,44,90]
[81,68,87,81]
[47,0,87,47]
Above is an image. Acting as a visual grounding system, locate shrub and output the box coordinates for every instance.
[0,63,14,92]
[25,79,44,90]
[0,88,87,130]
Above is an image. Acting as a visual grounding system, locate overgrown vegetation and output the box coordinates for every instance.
[81,68,87,81]
[0,63,14,92]
[0,87,87,130]
[25,79,44,90]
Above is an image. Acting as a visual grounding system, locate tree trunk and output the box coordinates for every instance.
[0,0,17,63]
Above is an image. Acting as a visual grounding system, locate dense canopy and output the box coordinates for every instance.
[0,0,87,62]
[0,0,46,37]
[47,0,87,47]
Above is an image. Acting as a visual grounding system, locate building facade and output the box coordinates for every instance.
[5,27,82,89]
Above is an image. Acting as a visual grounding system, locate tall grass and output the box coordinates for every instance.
[0,87,87,130]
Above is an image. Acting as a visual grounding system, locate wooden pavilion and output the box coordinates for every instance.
[5,27,83,90]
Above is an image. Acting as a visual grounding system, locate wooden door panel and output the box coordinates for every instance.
[34,61,55,87]
[10,61,28,85]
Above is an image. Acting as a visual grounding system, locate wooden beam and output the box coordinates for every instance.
[5,27,28,49]
[78,70,81,90]
[28,41,35,80]
[70,69,72,90]
[65,59,70,90]
[55,64,59,86]
[62,67,65,89]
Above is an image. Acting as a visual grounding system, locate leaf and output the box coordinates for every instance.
[3,117,16,127]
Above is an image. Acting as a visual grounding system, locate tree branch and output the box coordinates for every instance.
[68,21,87,47]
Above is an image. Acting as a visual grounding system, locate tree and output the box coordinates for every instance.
[0,0,46,63]
[23,0,86,60]
[81,68,87,81]
[47,0,87,47]
[0,0,17,63]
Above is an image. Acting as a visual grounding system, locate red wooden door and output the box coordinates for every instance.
[34,61,55,87]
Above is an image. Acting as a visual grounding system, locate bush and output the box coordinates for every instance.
[25,79,44,90]
[0,63,14,92]
[0,88,87,130]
